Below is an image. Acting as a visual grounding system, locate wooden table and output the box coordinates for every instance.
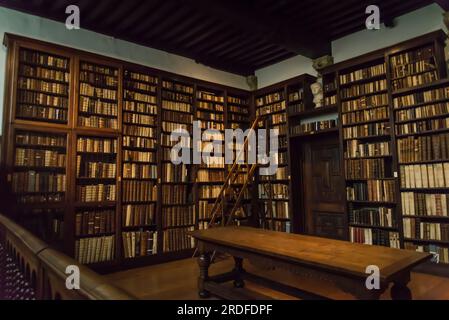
[190,227,432,300]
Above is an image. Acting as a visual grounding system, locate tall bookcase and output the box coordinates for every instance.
[254,75,316,233]
[320,30,449,265]
[1,34,251,271]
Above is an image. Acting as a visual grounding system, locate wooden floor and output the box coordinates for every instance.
[107,257,449,300]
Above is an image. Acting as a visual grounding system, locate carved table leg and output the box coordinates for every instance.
[198,252,211,298]
[233,257,245,288]
[391,272,412,300]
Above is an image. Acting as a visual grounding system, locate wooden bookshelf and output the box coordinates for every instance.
[391,45,449,264]
[121,68,159,260]
[318,30,448,263]
[160,79,195,254]
[1,34,254,272]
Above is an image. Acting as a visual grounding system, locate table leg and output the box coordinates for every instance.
[198,252,211,299]
[391,272,412,300]
[233,257,245,288]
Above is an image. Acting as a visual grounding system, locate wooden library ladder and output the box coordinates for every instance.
[193,116,262,261]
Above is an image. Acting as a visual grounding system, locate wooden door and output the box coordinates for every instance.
[302,135,346,240]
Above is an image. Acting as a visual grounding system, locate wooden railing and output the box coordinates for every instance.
[0,214,135,300]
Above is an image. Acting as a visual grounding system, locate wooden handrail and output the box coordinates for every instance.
[0,213,135,300]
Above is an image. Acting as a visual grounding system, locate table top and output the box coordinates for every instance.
[190,227,431,281]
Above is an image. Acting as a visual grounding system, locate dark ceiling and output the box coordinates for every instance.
[0,0,446,76]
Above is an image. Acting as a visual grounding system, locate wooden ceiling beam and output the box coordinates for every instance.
[188,0,331,58]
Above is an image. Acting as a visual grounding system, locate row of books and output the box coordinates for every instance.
[124,81,157,93]
[397,133,449,163]
[162,121,190,133]
[342,106,389,125]
[123,136,156,150]
[391,58,435,80]
[255,92,284,106]
[79,96,118,116]
[163,110,193,124]
[349,207,394,227]
[391,71,438,91]
[405,243,449,264]
[16,192,64,204]
[123,163,157,179]
[350,227,400,248]
[199,185,221,199]
[80,83,117,101]
[197,170,225,183]
[263,202,290,220]
[393,86,449,109]
[256,101,286,116]
[396,117,449,135]
[400,163,449,189]
[390,46,434,67]
[345,141,391,159]
[228,104,248,114]
[123,125,156,137]
[395,102,449,123]
[162,206,195,228]
[162,227,195,253]
[345,159,388,180]
[75,209,115,236]
[77,137,117,153]
[16,105,68,122]
[123,113,156,127]
[122,231,157,259]
[288,103,305,114]
[196,111,224,122]
[75,236,115,264]
[290,119,337,135]
[341,79,387,99]
[343,122,390,139]
[403,219,449,241]
[78,116,118,129]
[15,131,66,147]
[17,90,69,108]
[122,181,157,202]
[401,192,449,217]
[123,204,156,227]
[124,90,157,104]
[80,62,118,77]
[198,121,225,131]
[15,148,66,168]
[162,91,192,104]
[341,93,388,113]
[258,183,289,200]
[77,184,116,202]
[123,150,156,163]
[18,77,69,95]
[339,63,386,85]
[346,180,396,202]
[265,220,291,233]
[288,89,304,102]
[124,71,158,84]
[197,91,224,103]
[19,64,69,83]
[80,71,118,88]
[325,95,337,106]
[199,201,214,221]
[162,100,192,113]
[199,102,225,115]
[162,163,189,182]
[124,101,157,114]
[161,185,192,204]
[12,172,66,193]
[162,81,193,94]
[77,161,116,179]
[20,49,69,69]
